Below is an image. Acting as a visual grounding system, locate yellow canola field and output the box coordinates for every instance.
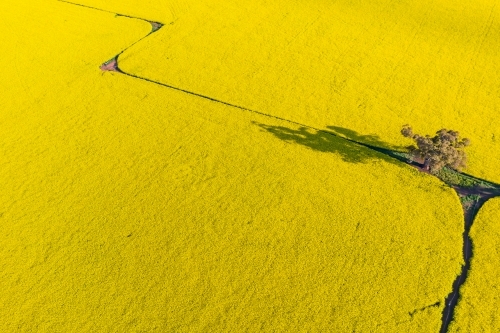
[57,0,176,24]
[448,198,500,333]
[116,0,500,183]
[0,1,466,332]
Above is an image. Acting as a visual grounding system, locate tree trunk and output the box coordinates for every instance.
[423,159,431,171]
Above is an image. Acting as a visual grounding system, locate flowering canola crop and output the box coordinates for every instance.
[118,0,500,183]
[448,198,500,333]
[0,0,478,332]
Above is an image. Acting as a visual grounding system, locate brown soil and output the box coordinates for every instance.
[100,58,119,72]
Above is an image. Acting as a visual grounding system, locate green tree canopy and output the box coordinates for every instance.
[401,125,470,173]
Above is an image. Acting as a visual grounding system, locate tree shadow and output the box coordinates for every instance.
[325,126,406,151]
[253,122,407,166]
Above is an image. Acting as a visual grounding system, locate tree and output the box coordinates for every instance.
[401,125,470,173]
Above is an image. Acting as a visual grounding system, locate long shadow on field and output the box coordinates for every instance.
[254,122,404,166]
[326,126,405,151]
